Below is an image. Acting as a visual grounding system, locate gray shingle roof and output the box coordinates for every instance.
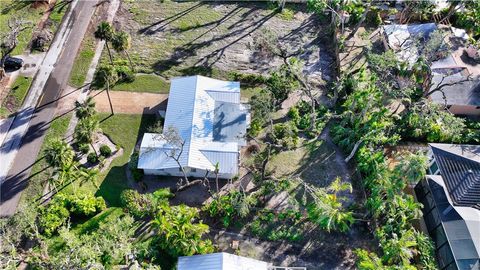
[430,72,480,107]
[430,144,480,210]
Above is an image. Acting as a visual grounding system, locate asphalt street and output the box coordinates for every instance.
[0,0,99,216]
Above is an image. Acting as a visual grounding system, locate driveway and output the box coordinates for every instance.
[90,90,168,114]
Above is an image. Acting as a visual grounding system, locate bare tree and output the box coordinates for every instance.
[0,19,32,79]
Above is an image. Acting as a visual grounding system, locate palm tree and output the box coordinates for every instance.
[49,160,77,192]
[111,31,134,71]
[94,21,115,64]
[75,96,96,120]
[95,65,118,115]
[306,177,355,232]
[74,117,100,155]
[76,167,99,188]
[44,138,75,169]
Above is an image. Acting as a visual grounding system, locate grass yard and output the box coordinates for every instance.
[68,36,96,88]
[18,113,72,208]
[112,73,170,93]
[267,139,346,187]
[93,113,156,206]
[0,1,44,55]
[102,1,326,92]
[1,76,33,118]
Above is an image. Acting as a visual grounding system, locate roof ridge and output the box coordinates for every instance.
[185,75,199,168]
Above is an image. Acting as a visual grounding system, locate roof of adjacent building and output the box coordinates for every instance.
[425,175,480,269]
[430,143,480,209]
[138,76,248,175]
[429,69,480,107]
[383,23,438,65]
[177,252,269,270]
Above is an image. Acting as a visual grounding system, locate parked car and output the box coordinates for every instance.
[4,56,24,70]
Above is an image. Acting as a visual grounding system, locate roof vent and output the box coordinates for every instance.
[467,169,474,174]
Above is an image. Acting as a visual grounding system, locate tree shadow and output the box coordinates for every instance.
[137,2,204,35]
[1,0,30,15]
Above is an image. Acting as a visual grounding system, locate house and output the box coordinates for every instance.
[429,68,480,115]
[177,252,268,270]
[382,23,480,115]
[177,252,307,270]
[137,76,250,179]
[414,143,480,270]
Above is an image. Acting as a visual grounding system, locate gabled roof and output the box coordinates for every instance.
[430,144,480,209]
[178,252,268,270]
[138,76,247,175]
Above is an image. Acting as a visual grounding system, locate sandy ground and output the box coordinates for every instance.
[89,90,168,114]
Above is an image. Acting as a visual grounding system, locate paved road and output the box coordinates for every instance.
[0,0,99,217]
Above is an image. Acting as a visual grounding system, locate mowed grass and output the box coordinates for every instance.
[18,113,72,208]
[92,113,156,206]
[0,1,44,55]
[1,76,32,118]
[68,36,96,88]
[112,73,170,93]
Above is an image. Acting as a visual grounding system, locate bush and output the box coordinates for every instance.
[38,200,70,236]
[99,145,112,157]
[87,152,98,163]
[120,189,170,218]
[78,143,90,154]
[65,194,106,217]
[115,64,135,83]
[128,151,143,182]
[228,71,266,87]
[271,122,299,149]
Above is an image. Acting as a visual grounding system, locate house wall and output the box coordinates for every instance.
[143,167,235,179]
[448,105,480,116]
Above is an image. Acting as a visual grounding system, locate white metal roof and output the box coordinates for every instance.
[177,252,269,270]
[138,76,245,175]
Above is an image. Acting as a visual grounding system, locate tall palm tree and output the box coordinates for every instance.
[111,31,134,71]
[44,138,75,169]
[75,96,96,120]
[76,167,99,188]
[74,117,100,155]
[94,21,115,64]
[95,65,118,115]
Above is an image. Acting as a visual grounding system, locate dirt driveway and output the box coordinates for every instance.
[90,90,168,114]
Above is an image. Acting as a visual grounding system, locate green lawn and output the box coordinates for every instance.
[68,36,96,88]
[93,113,156,206]
[1,76,33,118]
[18,113,72,208]
[112,73,170,93]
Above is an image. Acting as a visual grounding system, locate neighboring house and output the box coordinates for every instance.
[177,252,306,270]
[415,143,480,270]
[138,75,250,179]
[177,252,268,270]
[382,23,480,115]
[429,68,480,115]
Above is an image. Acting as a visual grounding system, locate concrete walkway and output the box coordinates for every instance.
[90,90,168,114]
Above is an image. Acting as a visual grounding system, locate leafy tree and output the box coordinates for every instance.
[111,30,134,71]
[152,204,213,257]
[75,96,96,120]
[393,152,428,185]
[94,21,115,64]
[266,63,299,105]
[306,177,355,232]
[0,19,31,79]
[402,100,465,143]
